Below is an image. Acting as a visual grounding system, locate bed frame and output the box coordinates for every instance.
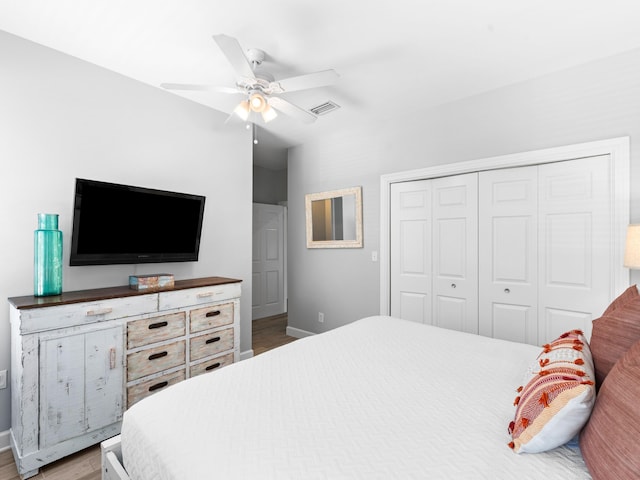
[101,435,130,480]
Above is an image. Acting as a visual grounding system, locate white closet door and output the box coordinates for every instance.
[432,173,478,334]
[390,180,432,323]
[538,155,611,342]
[479,166,539,344]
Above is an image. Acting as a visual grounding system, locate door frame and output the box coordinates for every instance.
[379,136,630,316]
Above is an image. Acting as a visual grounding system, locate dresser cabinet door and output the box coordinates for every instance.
[39,326,124,447]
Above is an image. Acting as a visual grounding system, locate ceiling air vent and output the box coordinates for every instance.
[309,101,341,116]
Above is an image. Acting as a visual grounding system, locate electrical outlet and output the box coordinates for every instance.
[318,312,325,323]
[0,370,7,390]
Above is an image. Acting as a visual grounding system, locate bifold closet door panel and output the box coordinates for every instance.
[478,166,539,345]
[538,155,612,342]
[432,173,478,334]
[390,180,432,324]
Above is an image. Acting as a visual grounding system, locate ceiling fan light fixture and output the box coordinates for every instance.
[249,92,267,113]
[163,35,338,125]
[261,103,278,123]
[234,100,250,121]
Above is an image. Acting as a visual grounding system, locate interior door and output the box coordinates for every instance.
[479,166,539,344]
[538,155,611,341]
[390,180,432,323]
[432,173,478,334]
[252,203,286,320]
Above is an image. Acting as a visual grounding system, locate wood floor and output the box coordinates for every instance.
[0,445,101,480]
[252,313,297,356]
[0,314,295,480]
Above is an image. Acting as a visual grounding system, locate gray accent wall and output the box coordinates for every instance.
[253,165,287,204]
[288,47,640,335]
[0,31,253,433]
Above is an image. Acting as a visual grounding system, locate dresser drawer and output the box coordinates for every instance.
[127,312,186,349]
[190,352,234,377]
[18,294,158,334]
[190,303,234,334]
[127,369,186,407]
[158,282,241,310]
[190,328,234,362]
[127,340,186,381]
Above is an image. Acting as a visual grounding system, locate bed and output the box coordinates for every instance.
[102,298,640,479]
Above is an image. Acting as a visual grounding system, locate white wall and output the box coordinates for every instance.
[288,47,640,335]
[0,31,253,433]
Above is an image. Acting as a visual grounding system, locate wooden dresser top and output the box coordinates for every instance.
[8,276,241,310]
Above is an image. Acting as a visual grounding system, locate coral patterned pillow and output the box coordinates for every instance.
[508,330,596,454]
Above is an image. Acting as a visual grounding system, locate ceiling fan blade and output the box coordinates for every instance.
[268,97,317,124]
[273,69,339,93]
[212,34,256,81]
[160,83,241,94]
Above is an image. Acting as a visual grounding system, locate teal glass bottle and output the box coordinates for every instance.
[34,213,63,296]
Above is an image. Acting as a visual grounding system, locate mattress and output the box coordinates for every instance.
[121,316,591,479]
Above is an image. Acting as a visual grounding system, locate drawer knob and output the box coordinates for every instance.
[205,310,221,318]
[197,291,222,298]
[148,351,168,361]
[451,283,457,289]
[109,348,117,370]
[85,307,113,316]
[148,381,168,392]
[205,362,222,371]
[205,336,221,345]
[504,288,511,294]
[148,321,168,330]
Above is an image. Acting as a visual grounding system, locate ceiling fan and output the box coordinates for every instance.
[161,34,339,124]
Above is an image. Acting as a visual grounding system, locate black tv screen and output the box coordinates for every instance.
[70,178,205,266]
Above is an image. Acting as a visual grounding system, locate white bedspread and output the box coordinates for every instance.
[121,316,591,479]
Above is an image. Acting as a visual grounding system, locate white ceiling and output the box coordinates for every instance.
[3,0,640,170]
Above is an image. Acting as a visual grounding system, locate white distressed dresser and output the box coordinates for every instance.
[8,276,241,478]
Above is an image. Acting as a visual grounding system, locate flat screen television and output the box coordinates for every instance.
[70,178,206,266]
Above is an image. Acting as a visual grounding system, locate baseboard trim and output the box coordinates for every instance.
[240,349,254,361]
[0,429,10,452]
[286,326,316,339]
